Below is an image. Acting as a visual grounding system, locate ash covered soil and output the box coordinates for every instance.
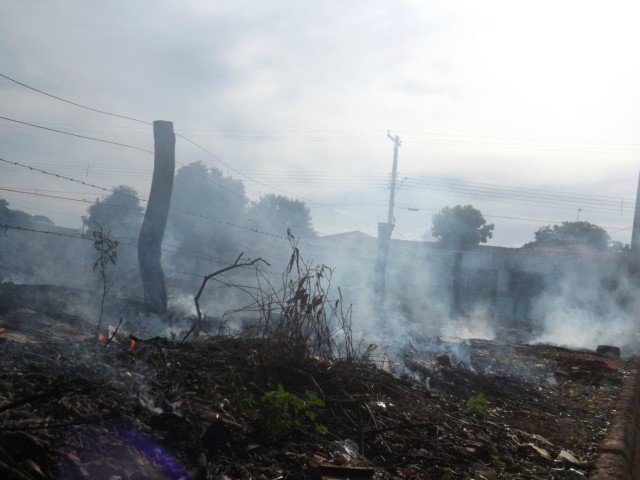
[0,283,628,479]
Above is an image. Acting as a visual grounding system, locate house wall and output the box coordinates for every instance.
[315,233,626,334]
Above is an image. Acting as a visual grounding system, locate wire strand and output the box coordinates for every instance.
[0,116,153,154]
[0,73,151,125]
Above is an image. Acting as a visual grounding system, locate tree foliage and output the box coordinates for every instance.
[0,198,53,227]
[429,205,494,248]
[167,162,248,272]
[247,194,316,238]
[170,162,247,226]
[0,198,89,285]
[524,221,611,251]
[85,185,143,236]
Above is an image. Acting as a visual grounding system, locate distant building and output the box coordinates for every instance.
[316,231,625,334]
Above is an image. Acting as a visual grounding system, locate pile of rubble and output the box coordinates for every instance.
[0,287,630,479]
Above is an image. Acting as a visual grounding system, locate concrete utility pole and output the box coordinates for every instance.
[138,120,175,314]
[374,132,401,299]
[629,170,640,280]
[386,132,401,224]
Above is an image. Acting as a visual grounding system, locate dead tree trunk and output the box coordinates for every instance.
[138,120,175,314]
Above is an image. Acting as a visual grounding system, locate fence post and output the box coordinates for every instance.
[138,120,175,314]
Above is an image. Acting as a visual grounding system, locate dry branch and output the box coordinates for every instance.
[193,252,269,326]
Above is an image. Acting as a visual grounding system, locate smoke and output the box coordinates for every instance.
[530,260,639,352]
[3,161,638,362]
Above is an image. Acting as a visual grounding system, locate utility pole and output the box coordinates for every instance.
[374,132,401,300]
[629,170,640,281]
[386,132,401,224]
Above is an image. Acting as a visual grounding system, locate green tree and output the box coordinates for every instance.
[524,221,610,251]
[429,205,494,248]
[85,185,143,236]
[85,186,143,286]
[0,198,53,227]
[167,162,248,272]
[610,240,631,257]
[247,194,316,238]
[170,162,247,227]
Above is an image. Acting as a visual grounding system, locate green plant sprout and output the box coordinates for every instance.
[467,393,488,413]
[258,385,326,441]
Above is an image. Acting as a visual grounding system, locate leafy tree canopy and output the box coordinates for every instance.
[170,161,247,226]
[248,194,316,238]
[85,185,143,235]
[429,204,494,248]
[0,198,53,227]
[167,162,248,270]
[524,221,611,251]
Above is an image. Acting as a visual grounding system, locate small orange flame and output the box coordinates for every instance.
[127,338,136,353]
[98,331,106,343]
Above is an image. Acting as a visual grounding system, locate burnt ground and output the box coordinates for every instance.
[0,283,630,479]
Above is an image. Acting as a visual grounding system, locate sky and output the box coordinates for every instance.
[2,0,640,247]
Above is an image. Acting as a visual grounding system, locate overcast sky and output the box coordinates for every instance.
[2,0,640,247]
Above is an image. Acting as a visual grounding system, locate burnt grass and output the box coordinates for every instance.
[0,285,628,479]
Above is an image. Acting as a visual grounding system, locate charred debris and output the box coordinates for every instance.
[0,233,630,480]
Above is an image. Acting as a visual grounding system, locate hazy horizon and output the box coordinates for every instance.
[2,1,640,248]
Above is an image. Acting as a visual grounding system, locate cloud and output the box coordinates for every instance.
[0,0,639,245]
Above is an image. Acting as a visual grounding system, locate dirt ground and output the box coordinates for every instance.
[0,283,629,479]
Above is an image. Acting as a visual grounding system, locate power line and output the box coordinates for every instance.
[0,116,154,154]
[4,153,633,248]
[400,177,634,215]
[0,223,86,240]
[202,169,633,210]
[174,134,373,230]
[2,154,321,246]
[6,73,634,238]
[402,173,631,204]
[0,157,140,199]
[121,126,640,155]
[0,222,284,278]
[0,186,137,210]
[1,72,370,231]
[0,182,327,252]
[0,73,151,125]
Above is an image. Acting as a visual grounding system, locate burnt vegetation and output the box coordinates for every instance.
[0,226,630,479]
[0,172,637,479]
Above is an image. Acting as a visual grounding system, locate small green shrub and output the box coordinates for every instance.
[467,393,488,413]
[491,453,506,469]
[258,385,326,441]
[223,368,255,413]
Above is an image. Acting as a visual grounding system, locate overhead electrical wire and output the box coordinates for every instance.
[0,156,147,199]
[3,151,632,247]
[0,72,373,232]
[4,72,640,159]
[174,134,374,230]
[0,153,316,244]
[0,222,284,278]
[0,73,152,125]
[0,179,329,254]
[129,126,640,155]
[205,169,634,212]
[2,72,636,241]
[400,182,631,216]
[2,149,633,245]
[0,116,154,154]
[402,173,631,205]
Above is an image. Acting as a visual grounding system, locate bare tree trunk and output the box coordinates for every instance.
[138,120,175,314]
